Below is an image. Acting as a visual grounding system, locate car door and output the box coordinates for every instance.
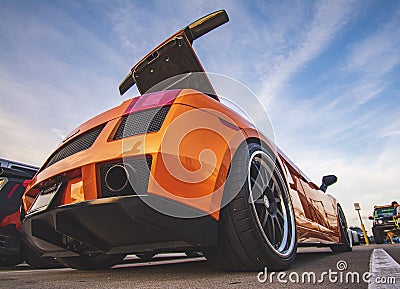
[298,178,337,235]
[281,159,327,241]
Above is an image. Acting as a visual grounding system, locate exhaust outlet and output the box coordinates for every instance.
[105,164,129,192]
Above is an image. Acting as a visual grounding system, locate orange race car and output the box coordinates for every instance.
[20,10,352,271]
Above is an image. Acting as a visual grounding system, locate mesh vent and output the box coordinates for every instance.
[114,106,170,140]
[99,157,152,198]
[43,124,105,169]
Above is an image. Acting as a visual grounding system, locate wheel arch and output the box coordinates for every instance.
[213,134,291,222]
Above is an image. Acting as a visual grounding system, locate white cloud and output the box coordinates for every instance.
[0,4,128,166]
[344,20,400,78]
[380,119,400,139]
[0,105,59,166]
[258,0,357,106]
[338,15,400,108]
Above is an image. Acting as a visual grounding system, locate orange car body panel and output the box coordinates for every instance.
[23,88,340,245]
[279,154,340,243]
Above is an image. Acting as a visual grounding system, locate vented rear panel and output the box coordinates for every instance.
[114,106,170,140]
[43,124,105,170]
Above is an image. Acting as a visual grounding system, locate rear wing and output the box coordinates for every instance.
[118,10,229,97]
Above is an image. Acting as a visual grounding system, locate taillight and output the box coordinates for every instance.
[23,179,31,188]
[124,89,180,115]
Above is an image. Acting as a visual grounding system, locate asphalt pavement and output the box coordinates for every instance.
[0,244,399,289]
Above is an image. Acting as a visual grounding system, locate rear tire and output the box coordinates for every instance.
[330,205,352,252]
[58,253,126,270]
[22,244,62,269]
[372,227,385,244]
[204,142,297,271]
[0,253,23,267]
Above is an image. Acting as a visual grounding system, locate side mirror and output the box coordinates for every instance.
[320,175,337,192]
[368,216,374,220]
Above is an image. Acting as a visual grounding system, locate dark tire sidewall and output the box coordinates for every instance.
[223,141,297,269]
[246,143,296,263]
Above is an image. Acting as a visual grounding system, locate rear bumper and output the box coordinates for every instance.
[0,226,21,256]
[20,195,217,258]
[374,224,396,231]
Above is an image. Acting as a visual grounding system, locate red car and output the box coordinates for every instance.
[0,165,33,266]
[0,159,59,268]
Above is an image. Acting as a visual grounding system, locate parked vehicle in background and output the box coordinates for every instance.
[0,158,38,266]
[0,158,38,178]
[348,229,360,246]
[350,226,368,244]
[0,158,59,268]
[369,205,397,244]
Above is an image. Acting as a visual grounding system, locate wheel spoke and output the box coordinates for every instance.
[272,218,279,248]
[252,160,262,180]
[274,217,283,244]
[250,176,264,201]
[270,217,276,244]
[253,160,269,190]
[262,209,269,227]
[268,180,275,195]
[276,210,284,221]
[255,199,265,205]
[258,162,269,188]
[274,216,283,233]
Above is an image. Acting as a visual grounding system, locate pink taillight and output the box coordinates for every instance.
[124,89,181,115]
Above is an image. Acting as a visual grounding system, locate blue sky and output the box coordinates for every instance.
[1,0,399,228]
